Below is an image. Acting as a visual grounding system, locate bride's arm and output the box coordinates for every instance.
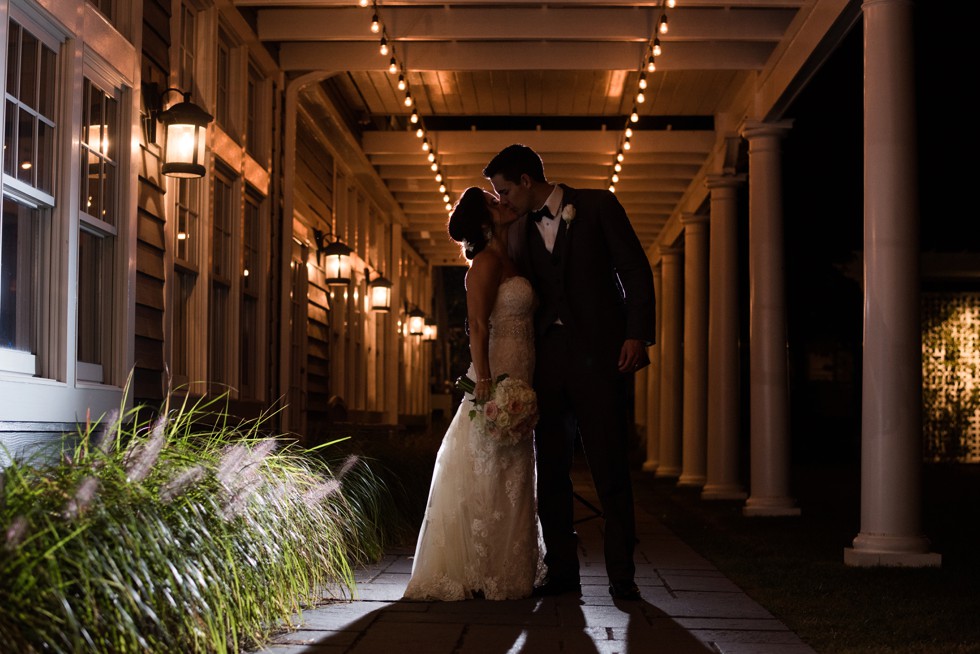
[465,252,502,402]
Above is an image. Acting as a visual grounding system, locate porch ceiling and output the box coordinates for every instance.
[238,0,858,266]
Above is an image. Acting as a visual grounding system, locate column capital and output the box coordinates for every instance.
[706,173,746,190]
[681,213,709,230]
[740,119,793,141]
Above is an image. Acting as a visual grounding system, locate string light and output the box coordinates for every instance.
[366,0,453,227]
[605,0,675,194]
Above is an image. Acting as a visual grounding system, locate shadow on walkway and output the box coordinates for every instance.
[252,467,816,654]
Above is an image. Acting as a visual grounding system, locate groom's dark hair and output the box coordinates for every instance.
[483,144,546,184]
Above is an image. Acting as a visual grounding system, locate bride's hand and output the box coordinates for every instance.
[474,378,492,402]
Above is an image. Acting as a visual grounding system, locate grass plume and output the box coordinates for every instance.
[0,391,395,653]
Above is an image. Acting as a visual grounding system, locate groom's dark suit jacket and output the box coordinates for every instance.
[508,184,656,372]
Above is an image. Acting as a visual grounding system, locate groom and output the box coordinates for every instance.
[484,144,655,601]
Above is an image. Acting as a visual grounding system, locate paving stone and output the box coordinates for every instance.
[712,643,817,654]
[662,572,743,592]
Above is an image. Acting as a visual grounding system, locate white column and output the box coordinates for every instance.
[678,215,709,487]
[657,246,683,479]
[844,0,940,567]
[702,174,748,500]
[741,120,799,517]
[643,262,663,473]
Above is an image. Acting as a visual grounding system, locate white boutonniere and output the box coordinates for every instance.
[560,204,576,228]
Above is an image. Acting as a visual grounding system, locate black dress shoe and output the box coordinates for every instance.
[608,582,642,601]
[532,578,582,597]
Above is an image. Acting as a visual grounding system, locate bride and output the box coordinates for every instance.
[403,187,545,601]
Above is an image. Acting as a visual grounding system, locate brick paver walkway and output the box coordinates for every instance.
[252,467,816,654]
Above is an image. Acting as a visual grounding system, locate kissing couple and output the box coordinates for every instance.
[403,144,656,602]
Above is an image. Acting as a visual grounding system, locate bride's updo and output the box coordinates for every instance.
[448,187,493,261]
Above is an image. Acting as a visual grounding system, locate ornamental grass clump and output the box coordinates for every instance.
[0,392,391,654]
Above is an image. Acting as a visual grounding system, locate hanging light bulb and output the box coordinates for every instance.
[359,0,369,7]
[435,171,443,182]
[439,184,447,193]
[415,127,424,139]
[443,193,450,203]
[625,127,633,138]
[404,93,413,107]
[638,73,648,90]
[647,55,657,73]
[609,183,616,193]
[623,138,632,151]
[630,107,639,123]
[636,91,645,104]
[617,150,625,163]
[445,202,453,211]
[411,109,419,124]
[371,13,380,33]
[389,57,398,74]
[422,138,430,152]
[659,14,668,34]
[667,0,675,8]
[427,152,436,163]
[653,37,662,57]
[430,161,438,172]
[379,36,389,56]
[612,173,619,183]
[614,162,622,172]
[397,74,406,91]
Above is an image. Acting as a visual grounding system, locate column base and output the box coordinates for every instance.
[743,496,801,517]
[844,548,941,568]
[654,465,680,479]
[677,473,706,487]
[701,484,747,500]
[642,460,659,473]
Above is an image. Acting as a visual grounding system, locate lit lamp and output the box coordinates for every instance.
[422,318,438,341]
[408,308,426,336]
[153,87,213,178]
[369,274,393,312]
[314,228,352,286]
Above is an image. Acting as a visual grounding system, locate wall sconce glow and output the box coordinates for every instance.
[152,86,214,179]
[423,320,438,341]
[369,275,393,312]
[408,308,426,336]
[322,240,353,286]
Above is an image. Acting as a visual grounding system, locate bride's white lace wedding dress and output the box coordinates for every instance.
[404,276,546,601]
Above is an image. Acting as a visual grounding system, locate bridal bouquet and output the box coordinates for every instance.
[455,374,539,446]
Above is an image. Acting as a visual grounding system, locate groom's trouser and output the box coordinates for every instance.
[534,325,637,585]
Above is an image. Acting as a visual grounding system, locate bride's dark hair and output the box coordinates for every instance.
[447,187,493,260]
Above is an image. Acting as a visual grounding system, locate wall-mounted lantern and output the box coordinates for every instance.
[408,308,426,336]
[146,84,213,179]
[314,228,352,286]
[369,273,393,312]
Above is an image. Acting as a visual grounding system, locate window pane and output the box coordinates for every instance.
[240,295,256,398]
[6,22,20,94]
[19,29,37,111]
[4,101,16,176]
[173,269,193,380]
[212,176,233,281]
[246,65,258,155]
[0,198,37,353]
[209,281,228,387]
[80,79,119,227]
[37,43,56,120]
[16,110,33,183]
[216,38,230,129]
[37,120,54,194]
[243,196,259,292]
[175,178,198,263]
[77,229,104,366]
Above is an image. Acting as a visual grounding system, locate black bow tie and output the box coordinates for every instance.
[529,206,553,223]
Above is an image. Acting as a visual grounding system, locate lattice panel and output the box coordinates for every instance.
[922,292,980,463]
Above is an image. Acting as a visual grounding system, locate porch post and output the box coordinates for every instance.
[845,0,940,567]
[741,120,800,516]
[678,214,710,487]
[643,261,663,473]
[657,246,684,479]
[702,174,747,499]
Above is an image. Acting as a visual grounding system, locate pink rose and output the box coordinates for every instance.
[485,401,500,421]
